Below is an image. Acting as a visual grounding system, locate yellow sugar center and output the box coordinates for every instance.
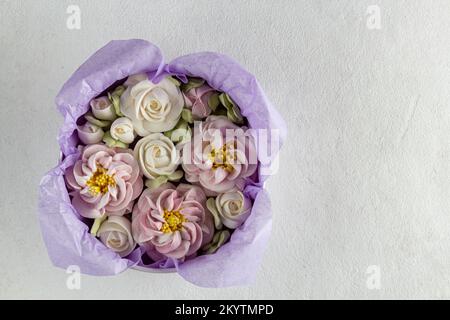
[86,166,116,195]
[209,143,236,172]
[161,209,186,233]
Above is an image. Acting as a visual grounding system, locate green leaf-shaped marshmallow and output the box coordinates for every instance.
[108,85,125,117]
[181,77,205,92]
[206,197,223,230]
[219,93,244,124]
[102,131,129,149]
[164,118,192,144]
[202,230,231,255]
[85,112,111,128]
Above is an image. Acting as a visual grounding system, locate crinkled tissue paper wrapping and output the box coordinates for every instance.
[38,39,286,287]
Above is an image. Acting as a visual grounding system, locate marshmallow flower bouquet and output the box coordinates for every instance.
[38,40,286,287]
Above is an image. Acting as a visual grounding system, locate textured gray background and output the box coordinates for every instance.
[1,0,450,299]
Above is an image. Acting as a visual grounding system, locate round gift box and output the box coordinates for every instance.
[39,39,286,287]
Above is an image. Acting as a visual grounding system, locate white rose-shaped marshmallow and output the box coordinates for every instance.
[97,216,136,257]
[208,190,252,229]
[90,96,117,120]
[134,133,180,179]
[110,117,135,144]
[77,123,104,145]
[120,74,184,135]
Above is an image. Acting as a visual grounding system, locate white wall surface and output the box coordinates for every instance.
[1,0,449,299]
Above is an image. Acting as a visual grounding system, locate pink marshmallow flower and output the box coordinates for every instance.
[183,84,216,119]
[65,144,143,218]
[181,115,258,195]
[132,183,214,260]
